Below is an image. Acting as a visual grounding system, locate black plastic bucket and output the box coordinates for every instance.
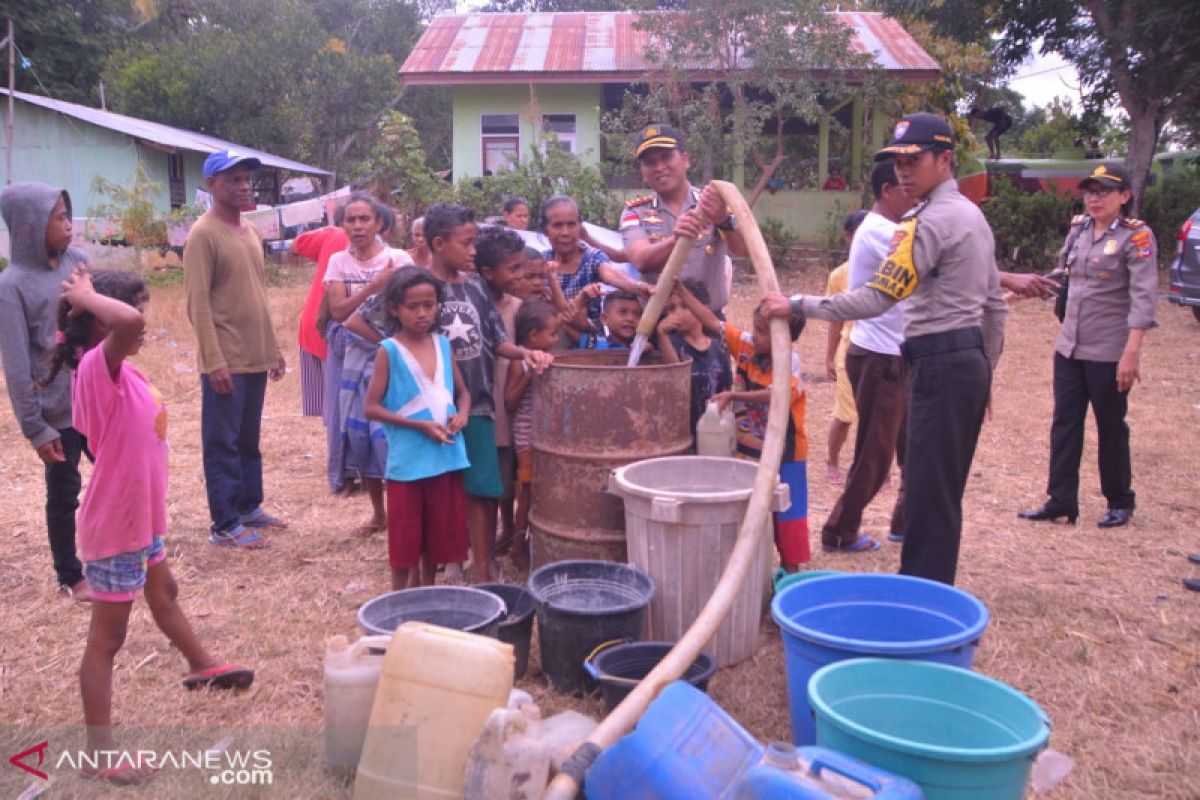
[357,586,506,639]
[528,560,655,695]
[476,582,537,679]
[584,641,718,712]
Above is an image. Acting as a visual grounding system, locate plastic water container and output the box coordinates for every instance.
[323,634,391,777]
[809,659,1051,800]
[527,560,655,695]
[610,456,789,666]
[357,586,507,638]
[354,622,514,799]
[696,401,736,456]
[729,742,923,799]
[772,573,989,745]
[585,681,763,800]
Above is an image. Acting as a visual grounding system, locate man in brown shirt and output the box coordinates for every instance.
[184,150,287,549]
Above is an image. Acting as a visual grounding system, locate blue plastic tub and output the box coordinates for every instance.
[584,681,763,800]
[771,573,989,744]
[810,659,1050,800]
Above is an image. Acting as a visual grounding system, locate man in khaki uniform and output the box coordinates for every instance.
[1019,163,1156,529]
[764,113,1007,585]
[620,124,748,312]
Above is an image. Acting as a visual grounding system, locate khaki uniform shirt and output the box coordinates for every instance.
[1055,215,1157,362]
[620,184,730,310]
[800,179,1008,368]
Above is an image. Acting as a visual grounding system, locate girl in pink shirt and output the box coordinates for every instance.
[48,270,254,785]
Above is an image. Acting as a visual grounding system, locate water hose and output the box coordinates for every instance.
[542,180,792,799]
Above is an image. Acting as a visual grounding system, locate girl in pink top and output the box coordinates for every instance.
[48,270,254,785]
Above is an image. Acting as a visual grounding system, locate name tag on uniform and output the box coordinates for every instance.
[1103,239,1119,256]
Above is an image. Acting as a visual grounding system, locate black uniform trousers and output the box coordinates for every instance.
[1046,353,1134,512]
[899,328,991,586]
[45,426,88,588]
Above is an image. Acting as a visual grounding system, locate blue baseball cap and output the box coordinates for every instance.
[203,149,262,178]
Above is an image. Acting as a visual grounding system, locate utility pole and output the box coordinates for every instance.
[5,19,13,185]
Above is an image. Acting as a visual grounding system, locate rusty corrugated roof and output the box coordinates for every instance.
[400,11,939,85]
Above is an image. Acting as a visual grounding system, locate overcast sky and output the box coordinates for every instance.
[1006,51,1083,109]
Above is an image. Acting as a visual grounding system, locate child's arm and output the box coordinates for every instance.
[597,262,651,297]
[364,345,454,444]
[545,261,571,316]
[675,279,723,335]
[61,271,144,377]
[656,316,681,364]
[449,357,471,434]
[496,341,553,373]
[825,322,844,381]
[711,388,771,411]
[343,309,384,344]
[504,358,533,414]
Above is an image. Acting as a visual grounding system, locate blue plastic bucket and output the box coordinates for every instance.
[771,573,989,744]
[809,659,1051,800]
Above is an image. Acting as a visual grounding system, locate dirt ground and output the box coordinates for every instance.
[1,263,1197,799]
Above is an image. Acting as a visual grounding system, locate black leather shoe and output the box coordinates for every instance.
[1097,508,1132,528]
[1017,504,1078,524]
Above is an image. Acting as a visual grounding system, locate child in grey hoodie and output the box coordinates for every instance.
[0,182,93,599]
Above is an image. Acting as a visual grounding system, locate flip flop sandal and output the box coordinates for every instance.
[208,525,269,550]
[240,509,288,529]
[81,763,160,785]
[1188,554,1200,566]
[887,532,905,543]
[1184,578,1200,593]
[183,664,255,691]
[822,534,881,554]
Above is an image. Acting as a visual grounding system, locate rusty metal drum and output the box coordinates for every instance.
[529,350,692,567]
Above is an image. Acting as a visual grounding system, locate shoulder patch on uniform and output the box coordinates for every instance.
[1119,217,1146,229]
[619,209,641,230]
[1070,214,1087,226]
[1129,228,1154,260]
[865,217,920,301]
[625,194,653,208]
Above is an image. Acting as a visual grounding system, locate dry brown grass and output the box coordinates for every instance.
[1,263,1198,798]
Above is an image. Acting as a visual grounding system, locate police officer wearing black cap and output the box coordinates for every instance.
[1018,163,1157,530]
[620,124,748,311]
[762,112,1008,586]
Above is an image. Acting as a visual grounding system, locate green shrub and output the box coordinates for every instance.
[758,217,797,268]
[982,179,1074,272]
[0,256,7,273]
[452,144,622,231]
[1142,164,1200,266]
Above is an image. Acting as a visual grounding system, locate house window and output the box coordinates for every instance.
[481,113,520,174]
[167,153,185,208]
[542,114,577,154]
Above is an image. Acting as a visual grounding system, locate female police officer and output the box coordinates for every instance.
[1019,164,1157,529]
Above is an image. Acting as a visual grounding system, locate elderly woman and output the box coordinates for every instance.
[539,195,649,329]
[1019,164,1157,529]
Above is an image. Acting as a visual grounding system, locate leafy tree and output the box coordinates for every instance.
[621,0,873,206]
[0,0,137,106]
[355,111,452,225]
[990,0,1200,210]
[1015,97,1087,157]
[981,178,1073,271]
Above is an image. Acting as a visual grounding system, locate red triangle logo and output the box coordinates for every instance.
[9,741,49,781]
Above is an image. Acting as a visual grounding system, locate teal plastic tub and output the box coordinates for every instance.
[772,568,840,595]
[809,658,1051,800]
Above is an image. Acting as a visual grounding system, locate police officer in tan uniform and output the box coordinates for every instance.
[620,124,748,311]
[763,113,1008,586]
[1019,163,1156,529]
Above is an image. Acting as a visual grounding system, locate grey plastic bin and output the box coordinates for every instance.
[609,456,789,666]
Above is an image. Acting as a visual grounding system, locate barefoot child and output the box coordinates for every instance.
[50,270,253,784]
[712,302,816,572]
[656,278,733,443]
[504,298,561,571]
[364,268,471,588]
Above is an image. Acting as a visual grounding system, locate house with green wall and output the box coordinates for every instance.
[0,88,327,236]
[399,11,939,240]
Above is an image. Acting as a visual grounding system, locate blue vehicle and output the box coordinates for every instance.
[1168,205,1200,322]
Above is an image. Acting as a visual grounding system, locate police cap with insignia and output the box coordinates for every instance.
[1078,163,1130,192]
[875,113,954,161]
[635,123,686,159]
